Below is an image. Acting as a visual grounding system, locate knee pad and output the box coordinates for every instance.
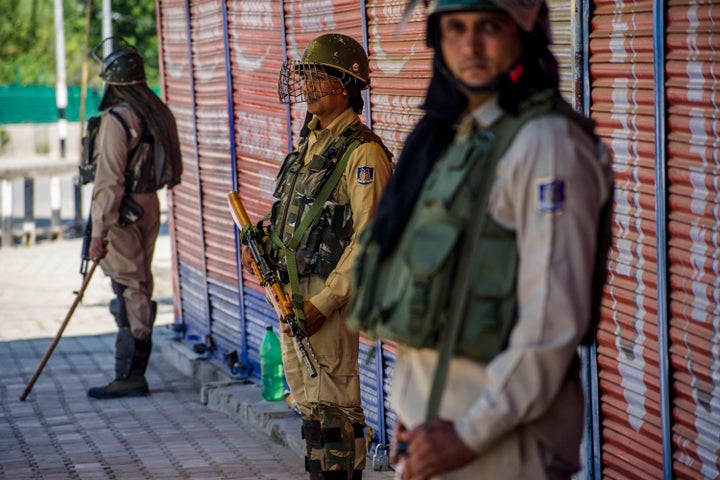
[320,408,365,476]
[109,281,128,329]
[303,419,324,476]
[115,326,136,379]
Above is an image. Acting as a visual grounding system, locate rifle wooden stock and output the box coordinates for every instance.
[20,261,99,401]
[227,190,319,377]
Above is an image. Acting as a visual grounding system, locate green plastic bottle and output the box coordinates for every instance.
[260,326,284,401]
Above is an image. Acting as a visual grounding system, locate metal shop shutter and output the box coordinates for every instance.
[589,1,663,478]
[665,2,720,478]
[547,0,574,102]
[157,0,209,333]
[186,0,242,360]
[366,1,432,158]
[227,0,288,373]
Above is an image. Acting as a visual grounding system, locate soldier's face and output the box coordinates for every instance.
[303,73,348,120]
[439,11,523,93]
[303,72,343,103]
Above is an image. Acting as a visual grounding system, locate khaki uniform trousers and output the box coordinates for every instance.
[99,192,160,340]
[280,275,366,477]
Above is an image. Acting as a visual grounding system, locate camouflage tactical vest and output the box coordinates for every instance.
[348,91,609,362]
[268,122,390,279]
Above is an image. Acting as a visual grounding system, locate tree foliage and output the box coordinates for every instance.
[0,0,159,87]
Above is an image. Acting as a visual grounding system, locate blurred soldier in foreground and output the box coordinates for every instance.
[348,1,613,478]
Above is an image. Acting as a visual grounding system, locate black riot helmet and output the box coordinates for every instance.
[92,37,147,86]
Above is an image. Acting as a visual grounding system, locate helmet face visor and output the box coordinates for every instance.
[278,61,345,104]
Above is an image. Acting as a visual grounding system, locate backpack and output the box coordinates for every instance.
[78,106,181,192]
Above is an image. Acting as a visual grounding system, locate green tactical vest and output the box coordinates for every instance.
[268,121,391,279]
[348,91,601,362]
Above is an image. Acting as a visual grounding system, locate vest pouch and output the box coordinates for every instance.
[456,226,518,362]
[373,209,463,349]
[314,204,353,277]
[273,151,301,199]
[296,153,336,200]
[118,195,145,227]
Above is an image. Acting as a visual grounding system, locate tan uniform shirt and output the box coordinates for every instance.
[390,96,613,479]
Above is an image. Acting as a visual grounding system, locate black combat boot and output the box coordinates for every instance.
[87,332,150,399]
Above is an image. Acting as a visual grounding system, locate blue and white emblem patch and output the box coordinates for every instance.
[536,178,566,213]
[357,165,374,185]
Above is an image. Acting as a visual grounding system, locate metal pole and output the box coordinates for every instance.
[1,179,12,247]
[53,0,67,234]
[103,0,113,56]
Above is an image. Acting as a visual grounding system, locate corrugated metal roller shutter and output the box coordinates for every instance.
[227,0,288,372]
[589,1,663,478]
[665,2,720,478]
[547,0,573,102]
[157,0,208,330]
[187,0,241,357]
[366,1,431,158]
[365,0,432,445]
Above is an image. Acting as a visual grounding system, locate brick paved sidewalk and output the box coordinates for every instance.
[0,235,395,479]
[1,327,308,479]
[0,236,305,479]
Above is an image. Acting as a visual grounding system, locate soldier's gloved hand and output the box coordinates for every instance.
[89,237,107,262]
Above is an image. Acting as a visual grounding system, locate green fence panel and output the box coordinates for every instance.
[0,85,107,124]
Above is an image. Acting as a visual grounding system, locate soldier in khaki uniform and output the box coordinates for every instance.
[348,1,613,479]
[258,33,392,480]
[87,39,182,399]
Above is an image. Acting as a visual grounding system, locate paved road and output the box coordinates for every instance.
[0,235,308,479]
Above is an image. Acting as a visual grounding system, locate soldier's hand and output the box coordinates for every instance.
[241,246,255,271]
[89,237,107,262]
[302,301,325,337]
[394,418,476,480]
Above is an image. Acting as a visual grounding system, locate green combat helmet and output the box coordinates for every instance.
[278,33,370,105]
[92,36,147,86]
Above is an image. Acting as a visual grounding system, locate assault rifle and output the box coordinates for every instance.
[227,190,319,378]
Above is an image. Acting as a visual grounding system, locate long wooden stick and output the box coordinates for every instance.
[20,261,98,401]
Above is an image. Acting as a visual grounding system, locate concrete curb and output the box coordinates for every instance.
[160,338,395,478]
[160,339,305,459]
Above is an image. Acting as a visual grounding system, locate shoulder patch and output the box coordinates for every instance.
[357,165,374,185]
[536,177,566,213]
